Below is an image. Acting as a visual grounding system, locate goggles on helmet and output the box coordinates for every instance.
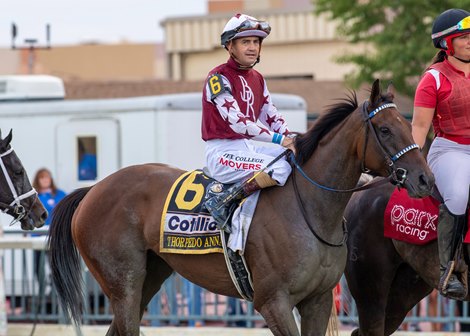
[432,15,470,39]
[234,19,271,34]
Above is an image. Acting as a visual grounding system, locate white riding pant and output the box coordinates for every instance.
[205,139,291,185]
[427,137,470,215]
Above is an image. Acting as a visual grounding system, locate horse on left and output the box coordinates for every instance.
[0,130,47,229]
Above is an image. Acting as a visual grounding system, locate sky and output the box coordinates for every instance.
[0,0,207,48]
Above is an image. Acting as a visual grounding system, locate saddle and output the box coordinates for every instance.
[160,169,254,300]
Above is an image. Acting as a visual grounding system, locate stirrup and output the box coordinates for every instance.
[439,266,467,300]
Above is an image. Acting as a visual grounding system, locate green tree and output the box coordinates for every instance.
[315,0,470,96]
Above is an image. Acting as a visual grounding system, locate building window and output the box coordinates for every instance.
[77,137,97,181]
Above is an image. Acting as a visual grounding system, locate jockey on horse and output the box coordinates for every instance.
[201,13,295,232]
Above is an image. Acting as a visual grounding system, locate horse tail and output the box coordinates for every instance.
[327,288,340,336]
[47,186,92,326]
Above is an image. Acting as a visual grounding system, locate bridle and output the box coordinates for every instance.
[291,101,419,193]
[290,100,419,247]
[0,147,37,225]
[360,101,419,186]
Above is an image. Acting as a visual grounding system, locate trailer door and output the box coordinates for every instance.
[56,118,120,192]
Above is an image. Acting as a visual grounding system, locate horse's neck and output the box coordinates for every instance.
[297,117,363,219]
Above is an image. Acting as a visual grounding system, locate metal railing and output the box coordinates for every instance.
[2,230,470,332]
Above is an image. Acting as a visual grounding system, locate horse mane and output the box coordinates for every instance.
[295,90,358,165]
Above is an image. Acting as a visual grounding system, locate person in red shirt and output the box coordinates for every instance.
[412,8,470,300]
[202,14,295,232]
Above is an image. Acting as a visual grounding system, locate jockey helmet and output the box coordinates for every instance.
[431,8,470,55]
[221,13,271,48]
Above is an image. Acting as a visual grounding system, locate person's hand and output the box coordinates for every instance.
[282,136,296,155]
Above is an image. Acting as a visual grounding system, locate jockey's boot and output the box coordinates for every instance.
[438,203,468,300]
[205,172,277,233]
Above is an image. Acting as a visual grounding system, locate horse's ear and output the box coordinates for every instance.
[4,129,12,147]
[386,81,395,101]
[369,79,381,107]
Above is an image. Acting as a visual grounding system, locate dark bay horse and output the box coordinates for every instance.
[0,129,47,230]
[48,79,434,336]
[343,182,463,335]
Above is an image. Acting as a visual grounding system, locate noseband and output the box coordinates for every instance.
[0,147,37,225]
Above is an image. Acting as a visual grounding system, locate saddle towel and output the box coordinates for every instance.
[384,188,470,244]
[159,170,258,254]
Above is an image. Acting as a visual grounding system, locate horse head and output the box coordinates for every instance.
[0,130,47,230]
[361,79,434,197]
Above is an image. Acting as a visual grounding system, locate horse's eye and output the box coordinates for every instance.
[14,169,23,176]
[379,127,391,135]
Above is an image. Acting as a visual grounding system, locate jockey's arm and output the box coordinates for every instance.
[411,106,434,149]
[208,75,288,144]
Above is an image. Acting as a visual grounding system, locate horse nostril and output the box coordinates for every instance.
[419,174,435,191]
[41,211,48,221]
[419,174,426,186]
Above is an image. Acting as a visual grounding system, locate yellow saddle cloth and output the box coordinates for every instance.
[160,170,223,254]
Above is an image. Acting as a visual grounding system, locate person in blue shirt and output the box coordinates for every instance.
[32,168,67,286]
[33,168,67,226]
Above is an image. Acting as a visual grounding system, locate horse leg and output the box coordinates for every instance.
[257,294,300,336]
[297,290,333,336]
[106,251,173,336]
[86,244,147,336]
[138,251,174,318]
[383,263,432,335]
[345,246,400,336]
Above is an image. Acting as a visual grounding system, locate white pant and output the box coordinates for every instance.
[427,137,470,215]
[205,139,291,185]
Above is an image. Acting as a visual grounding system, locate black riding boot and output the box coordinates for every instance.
[438,204,467,300]
[205,172,276,233]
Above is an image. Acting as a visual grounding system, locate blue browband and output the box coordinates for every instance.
[368,103,397,119]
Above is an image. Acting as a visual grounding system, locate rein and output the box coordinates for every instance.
[0,147,37,225]
[290,100,419,247]
[291,154,393,193]
[292,167,348,247]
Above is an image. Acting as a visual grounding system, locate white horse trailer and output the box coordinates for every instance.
[0,75,307,193]
[0,75,307,295]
